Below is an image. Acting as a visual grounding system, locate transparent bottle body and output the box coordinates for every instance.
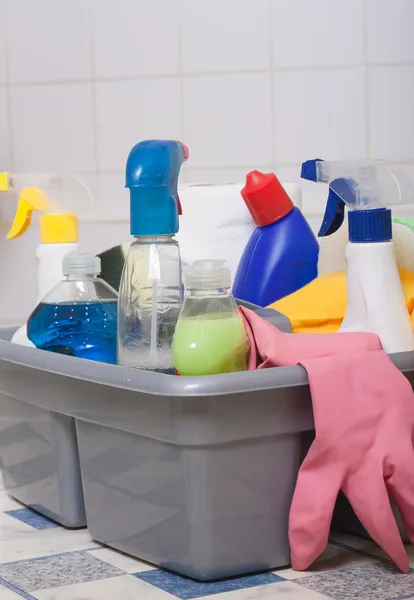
[27,275,118,364]
[172,288,249,376]
[117,236,182,373]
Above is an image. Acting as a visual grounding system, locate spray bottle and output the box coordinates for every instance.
[302,159,414,353]
[0,172,93,346]
[117,140,188,373]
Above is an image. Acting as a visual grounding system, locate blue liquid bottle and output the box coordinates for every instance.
[28,251,118,364]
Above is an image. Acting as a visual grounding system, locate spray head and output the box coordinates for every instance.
[125,140,189,236]
[301,159,414,242]
[0,173,93,243]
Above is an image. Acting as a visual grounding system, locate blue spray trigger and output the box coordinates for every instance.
[318,177,357,237]
[318,188,345,237]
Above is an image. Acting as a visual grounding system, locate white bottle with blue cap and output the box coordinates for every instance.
[302,159,414,354]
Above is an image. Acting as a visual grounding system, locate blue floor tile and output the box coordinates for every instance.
[134,569,285,599]
[5,508,60,530]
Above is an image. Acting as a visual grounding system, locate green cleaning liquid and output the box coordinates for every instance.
[172,312,249,376]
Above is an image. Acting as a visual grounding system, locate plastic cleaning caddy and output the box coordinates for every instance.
[0,306,413,578]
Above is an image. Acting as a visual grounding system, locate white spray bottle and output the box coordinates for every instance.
[302,159,414,354]
[0,172,93,346]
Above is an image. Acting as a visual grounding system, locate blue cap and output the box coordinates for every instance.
[348,208,392,242]
[126,140,188,236]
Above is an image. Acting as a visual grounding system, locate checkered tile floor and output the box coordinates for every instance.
[1,474,414,599]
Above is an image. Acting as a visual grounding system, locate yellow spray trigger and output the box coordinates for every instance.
[7,187,49,240]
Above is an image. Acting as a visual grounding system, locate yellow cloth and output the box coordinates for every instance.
[269,268,414,334]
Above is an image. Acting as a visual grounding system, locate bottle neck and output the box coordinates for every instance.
[65,273,98,282]
[187,287,231,298]
[133,234,175,243]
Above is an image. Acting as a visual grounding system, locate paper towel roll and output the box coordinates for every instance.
[177,182,302,278]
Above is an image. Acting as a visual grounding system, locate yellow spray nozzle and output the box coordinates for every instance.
[0,172,10,192]
[7,187,49,240]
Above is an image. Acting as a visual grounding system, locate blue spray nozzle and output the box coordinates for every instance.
[126,140,189,236]
[300,159,322,182]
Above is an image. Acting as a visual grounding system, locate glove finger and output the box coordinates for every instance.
[289,445,342,571]
[386,446,414,544]
[343,466,409,573]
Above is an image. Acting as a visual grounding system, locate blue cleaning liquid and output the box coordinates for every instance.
[27,301,118,364]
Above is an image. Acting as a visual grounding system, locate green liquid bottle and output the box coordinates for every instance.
[172,260,249,376]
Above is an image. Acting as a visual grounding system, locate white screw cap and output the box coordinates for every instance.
[185,259,231,290]
[62,251,101,276]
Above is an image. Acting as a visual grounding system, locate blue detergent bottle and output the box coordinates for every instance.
[27,251,118,364]
[233,170,319,306]
[117,139,188,373]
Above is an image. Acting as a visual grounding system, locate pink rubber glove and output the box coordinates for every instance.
[240,307,414,573]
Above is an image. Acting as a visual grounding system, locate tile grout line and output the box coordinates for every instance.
[362,0,371,159]
[177,0,185,147]
[87,0,100,181]
[2,0,15,171]
[267,0,276,168]
[0,577,37,600]
[7,158,411,177]
[0,60,412,88]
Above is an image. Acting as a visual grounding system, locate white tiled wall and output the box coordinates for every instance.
[0,0,412,319]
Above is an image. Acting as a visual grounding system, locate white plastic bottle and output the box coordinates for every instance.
[0,174,92,346]
[340,240,414,352]
[302,159,414,354]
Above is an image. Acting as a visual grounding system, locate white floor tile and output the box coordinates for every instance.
[0,494,22,512]
[87,548,155,574]
[0,513,35,539]
[0,529,94,563]
[33,574,175,599]
[275,543,378,580]
[0,587,23,599]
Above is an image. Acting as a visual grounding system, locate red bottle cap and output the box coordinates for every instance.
[241,170,293,227]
